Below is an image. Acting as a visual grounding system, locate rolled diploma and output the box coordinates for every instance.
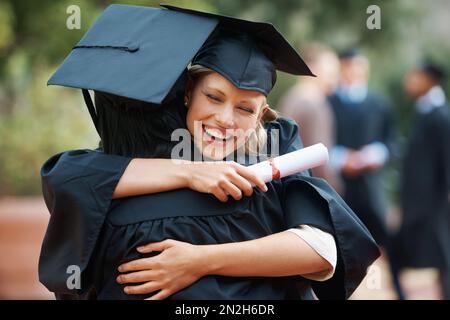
[247,143,329,183]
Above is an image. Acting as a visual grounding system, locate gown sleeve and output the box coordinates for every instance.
[38,149,131,297]
[436,109,450,202]
[287,225,337,281]
[270,117,380,299]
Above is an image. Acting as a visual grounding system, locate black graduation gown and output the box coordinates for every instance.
[397,105,450,270]
[38,118,379,300]
[328,92,395,245]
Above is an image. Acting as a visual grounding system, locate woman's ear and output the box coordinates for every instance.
[258,103,269,122]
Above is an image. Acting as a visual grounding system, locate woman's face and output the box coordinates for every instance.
[186,71,268,160]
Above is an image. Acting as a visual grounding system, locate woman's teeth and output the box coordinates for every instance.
[203,126,233,141]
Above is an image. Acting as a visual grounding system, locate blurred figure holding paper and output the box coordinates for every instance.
[328,48,395,247]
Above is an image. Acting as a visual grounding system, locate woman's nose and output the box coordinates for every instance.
[215,106,235,127]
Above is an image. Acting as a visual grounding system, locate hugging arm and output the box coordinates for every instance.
[117,231,333,300]
[114,158,268,202]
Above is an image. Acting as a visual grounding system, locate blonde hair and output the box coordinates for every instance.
[187,64,278,155]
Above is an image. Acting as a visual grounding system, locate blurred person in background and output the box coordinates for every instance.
[278,44,342,192]
[328,48,395,247]
[328,49,406,299]
[396,62,450,299]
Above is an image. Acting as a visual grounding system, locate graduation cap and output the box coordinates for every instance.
[161,4,314,84]
[48,4,312,134]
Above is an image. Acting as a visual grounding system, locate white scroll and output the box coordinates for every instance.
[247,143,329,183]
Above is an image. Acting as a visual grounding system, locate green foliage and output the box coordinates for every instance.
[0,64,98,194]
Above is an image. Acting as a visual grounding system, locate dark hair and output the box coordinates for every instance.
[94,91,187,158]
[338,47,361,60]
[421,62,446,84]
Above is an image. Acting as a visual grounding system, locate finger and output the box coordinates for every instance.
[219,179,242,200]
[213,186,229,202]
[124,281,162,295]
[137,240,169,253]
[229,171,254,197]
[118,257,156,273]
[236,166,267,192]
[145,289,172,300]
[117,270,159,284]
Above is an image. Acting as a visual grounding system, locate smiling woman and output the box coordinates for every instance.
[186,65,275,160]
[38,4,379,300]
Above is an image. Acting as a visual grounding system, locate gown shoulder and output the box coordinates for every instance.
[39,149,131,296]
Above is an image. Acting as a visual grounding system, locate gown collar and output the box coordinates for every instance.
[416,85,446,114]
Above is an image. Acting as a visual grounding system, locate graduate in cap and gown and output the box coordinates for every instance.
[39,4,379,300]
[395,62,450,299]
[328,49,396,246]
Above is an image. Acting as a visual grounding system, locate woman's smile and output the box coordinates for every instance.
[202,124,237,147]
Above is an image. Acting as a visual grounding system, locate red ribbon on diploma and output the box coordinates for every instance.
[268,158,281,180]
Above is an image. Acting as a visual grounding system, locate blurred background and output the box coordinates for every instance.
[0,0,449,299]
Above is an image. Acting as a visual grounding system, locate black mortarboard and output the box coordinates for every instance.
[48,4,218,105]
[191,28,277,96]
[161,4,314,96]
[48,4,312,133]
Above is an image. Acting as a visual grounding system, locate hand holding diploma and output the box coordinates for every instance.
[247,143,329,183]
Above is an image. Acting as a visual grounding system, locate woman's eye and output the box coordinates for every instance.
[206,94,222,103]
[238,106,254,114]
